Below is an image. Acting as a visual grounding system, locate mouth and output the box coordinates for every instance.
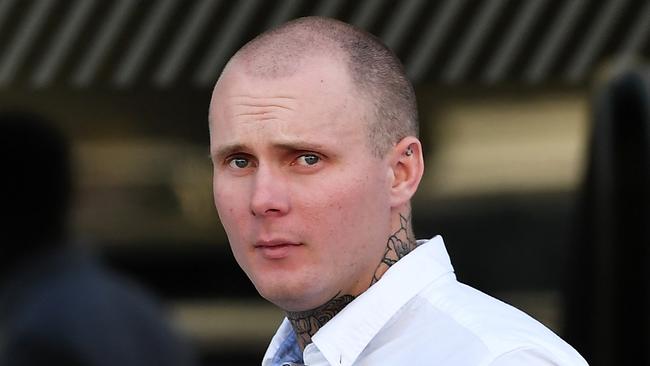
[254,239,302,259]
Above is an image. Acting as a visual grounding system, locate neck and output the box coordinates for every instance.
[286,292,356,349]
[371,213,418,285]
[287,212,419,350]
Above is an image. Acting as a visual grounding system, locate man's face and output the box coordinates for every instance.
[209,56,394,311]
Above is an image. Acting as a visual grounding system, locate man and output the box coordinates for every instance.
[0,112,197,366]
[208,17,587,366]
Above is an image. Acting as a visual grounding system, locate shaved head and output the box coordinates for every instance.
[218,16,418,157]
[208,16,426,320]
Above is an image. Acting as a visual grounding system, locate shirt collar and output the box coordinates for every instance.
[310,235,453,366]
[263,236,454,366]
[263,318,304,365]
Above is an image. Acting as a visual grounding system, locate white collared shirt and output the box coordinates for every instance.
[262,236,588,366]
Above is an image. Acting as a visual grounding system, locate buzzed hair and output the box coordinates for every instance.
[225,16,418,157]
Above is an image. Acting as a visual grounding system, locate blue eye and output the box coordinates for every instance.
[228,157,250,169]
[296,154,320,166]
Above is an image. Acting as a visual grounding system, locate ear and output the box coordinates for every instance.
[388,136,424,208]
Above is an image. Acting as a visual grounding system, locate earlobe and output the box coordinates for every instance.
[389,137,424,208]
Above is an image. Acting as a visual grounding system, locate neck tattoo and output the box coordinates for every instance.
[286,213,418,349]
[371,213,418,285]
[286,292,356,349]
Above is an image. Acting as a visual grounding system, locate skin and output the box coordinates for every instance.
[209,54,424,349]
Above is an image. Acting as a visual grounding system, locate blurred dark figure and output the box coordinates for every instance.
[565,69,650,365]
[0,111,198,366]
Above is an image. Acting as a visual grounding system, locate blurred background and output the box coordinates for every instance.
[1,0,648,365]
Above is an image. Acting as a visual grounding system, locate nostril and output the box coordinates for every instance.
[250,183,290,216]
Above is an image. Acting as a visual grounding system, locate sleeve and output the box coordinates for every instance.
[489,347,589,366]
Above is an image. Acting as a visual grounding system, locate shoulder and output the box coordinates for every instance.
[2,257,196,366]
[488,347,589,365]
[2,248,176,337]
[408,275,588,365]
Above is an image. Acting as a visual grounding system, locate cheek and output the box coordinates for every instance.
[329,169,387,212]
[213,181,253,269]
[298,169,387,244]
[213,177,248,235]
[298,175,363,216]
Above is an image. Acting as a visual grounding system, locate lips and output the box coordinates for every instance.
[254,239,302,259]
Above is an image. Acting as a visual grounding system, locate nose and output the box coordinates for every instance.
[250,165,290,217]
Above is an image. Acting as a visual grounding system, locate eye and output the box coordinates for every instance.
[294,153,320,167]
[227,157,251,169]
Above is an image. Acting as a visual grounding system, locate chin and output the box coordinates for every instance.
[254,278,325,312]
[256,282,304,310]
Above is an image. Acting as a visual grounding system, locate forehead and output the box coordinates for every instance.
[209,55,370,147]
[213,53,354,104]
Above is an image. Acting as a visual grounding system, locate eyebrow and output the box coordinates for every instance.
[211,140,327,161]
[212,143,248,162]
